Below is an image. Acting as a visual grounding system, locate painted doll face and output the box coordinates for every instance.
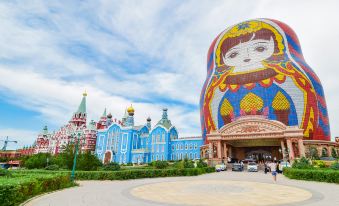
[222,35,275,69]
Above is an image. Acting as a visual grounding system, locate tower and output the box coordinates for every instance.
[126,105,135,127]
[69,91,87,127]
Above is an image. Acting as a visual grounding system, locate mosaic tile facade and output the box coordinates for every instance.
[200,19,330,143]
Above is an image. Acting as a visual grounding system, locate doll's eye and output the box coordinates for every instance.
[228,52,239,58]
[255,46,266,52]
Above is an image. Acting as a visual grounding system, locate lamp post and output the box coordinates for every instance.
[71,131,82,182]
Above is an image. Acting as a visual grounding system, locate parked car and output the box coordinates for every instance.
[215,163,227,172]
[232,163,243,171]
[247,162,258,172]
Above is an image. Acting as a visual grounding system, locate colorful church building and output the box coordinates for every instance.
[95,106,203,164]
[34,92,97,155]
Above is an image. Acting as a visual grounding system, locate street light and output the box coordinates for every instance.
[71,128,83,182]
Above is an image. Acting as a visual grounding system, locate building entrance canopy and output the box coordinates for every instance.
[206,115,305,164]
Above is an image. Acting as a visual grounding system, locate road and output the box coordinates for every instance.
[25,171,339,206]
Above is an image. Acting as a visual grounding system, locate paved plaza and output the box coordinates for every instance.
[25,172,339,206]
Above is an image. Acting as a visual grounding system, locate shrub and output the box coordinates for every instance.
[154,161,169,169]
[196,159,208,168]
[292,157,313,169]
[284,168,339,183]
[0,168,12,177]
[173,159,195,169]
[74,167,215,180]
[183,159,195,168]
[45,164,60,170]
[313,160,326,168]
[330,161,339,170]
[102,162,120,171]
[0,173,75,206]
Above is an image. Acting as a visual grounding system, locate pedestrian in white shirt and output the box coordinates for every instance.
[269,161,278,182]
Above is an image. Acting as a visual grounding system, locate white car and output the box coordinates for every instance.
[215,163,227,172]
[247,162,258,172]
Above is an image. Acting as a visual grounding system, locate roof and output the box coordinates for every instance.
[156,119,172,129]
[76,94,86,114]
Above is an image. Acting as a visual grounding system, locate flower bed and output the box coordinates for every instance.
[283,168,339,184]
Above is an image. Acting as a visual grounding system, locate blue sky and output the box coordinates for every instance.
[1,0,339,149]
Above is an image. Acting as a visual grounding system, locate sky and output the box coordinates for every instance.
[0,0,339,150]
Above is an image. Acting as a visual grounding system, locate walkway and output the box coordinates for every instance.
[25,171,339,206]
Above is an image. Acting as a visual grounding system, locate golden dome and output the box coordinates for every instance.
[127,104,134,113]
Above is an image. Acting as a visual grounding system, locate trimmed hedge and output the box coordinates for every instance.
[75,167,215,180]
[0,173,75,206]
[284,168,339,184]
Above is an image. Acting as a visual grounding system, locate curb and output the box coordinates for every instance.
[20,184,79,206]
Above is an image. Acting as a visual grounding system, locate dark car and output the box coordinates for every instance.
[232,163,243,171]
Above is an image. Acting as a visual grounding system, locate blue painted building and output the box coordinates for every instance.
[95,106,203,164]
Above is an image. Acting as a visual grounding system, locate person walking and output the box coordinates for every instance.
[269,161,278,182]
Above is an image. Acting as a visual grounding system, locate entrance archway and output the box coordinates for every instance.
[104,151,112,164]
[207,115,305,165]
[245,149,272,161]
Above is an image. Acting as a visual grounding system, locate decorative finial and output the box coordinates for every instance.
[127,104,135,114]
[83,90,87,97]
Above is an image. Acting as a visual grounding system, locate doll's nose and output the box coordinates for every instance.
[244,58,251,62]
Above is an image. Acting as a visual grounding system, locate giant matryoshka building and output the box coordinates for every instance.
[200,19,338,164]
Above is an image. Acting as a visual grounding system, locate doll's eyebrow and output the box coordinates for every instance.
[253,42,268,45]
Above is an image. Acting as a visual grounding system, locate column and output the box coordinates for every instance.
[280,140,286,160]
[328,146,332,157]
[297,138,305,157]
[223,142,228,159]
[286,138,294,160]
[317,146,322,157]
[228,146,232,158]
[217,141,222,159]
[208,142,213,159]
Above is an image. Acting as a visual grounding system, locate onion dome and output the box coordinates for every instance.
[107,113,112,119]
[127,104,135,114]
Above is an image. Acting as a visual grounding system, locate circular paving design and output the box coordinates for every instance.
[130,180,312,206]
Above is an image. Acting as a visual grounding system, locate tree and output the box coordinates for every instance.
[76,152,102,171]
[310,147,320,160]
[24,153,51,169]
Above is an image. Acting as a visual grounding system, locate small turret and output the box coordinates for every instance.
[156,108,172,129]
[107,113,112,126]
[125,105,135,127]
[147,116,151,129]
